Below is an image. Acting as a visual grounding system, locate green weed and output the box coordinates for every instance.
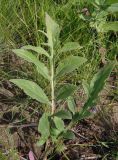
[10,13,116,159]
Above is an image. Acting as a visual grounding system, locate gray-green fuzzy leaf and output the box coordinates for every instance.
[53,117,65,131]
[37,136,47,146]
[81,62,115,115]
[63,130,75,139]
[10,79,50,105]
[56,56,87,78]
[107,3,118,13]
[59,42,82,53]
[73,111,91,122]
[82,81,90,98]
[50,127,61,137]
[54,110,72,119]
[102,21,118,32]
[38,113,50,137]
[22,45,50,57]
[56,84,77,101]
[98,21,118,33]
[67,96,76,114]
[45,13,60,48]
[12,49,50,80]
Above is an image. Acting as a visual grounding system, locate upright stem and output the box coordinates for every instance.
[43,47,55,160]
[50,47,55,114]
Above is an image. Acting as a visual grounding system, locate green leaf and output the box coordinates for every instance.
[67,96,76,114]
[73,111,91,122]
[12,49,50,80]
[12,49,38,63]
[56,84,77,101]
[37,136,47,146]
[99,21,118,32]
[82,81,90,98]
[81,62,115,115]
[106,0,118,5]
[56,56,87,78]
[50,127,61,137]
[73,62,115,122]
[10,79,50,105]
[63,130,75,139]
[38,113,50,137]
[53,117,65,131]
[107,3,118,13]
[94,0,101,5]
[22,45,50,58]
[59,42,82,53]
[102,21,118,32]
[45,13,60,48]
[54,110,72,119]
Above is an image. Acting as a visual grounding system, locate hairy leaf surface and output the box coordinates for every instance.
[59,42,82,53]
[81,62,115,114]
[53,117,65,131]
[10,79,50,105]
[45,13,60,48]
[56,84,77,101]
[56,56,87,78]
[54,110,72,119]
[12,49,50,80]
[67,96,76,114]
[22,45,49,57]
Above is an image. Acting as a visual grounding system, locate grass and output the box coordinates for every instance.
[0,0,118,159]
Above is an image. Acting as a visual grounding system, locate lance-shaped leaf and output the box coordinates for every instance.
[45,13,60,48]
[107,3,118,13]
[73,62,115,122]
[56,84,77,101]
[53,110,72,119]
[81,62,115,115]
[73,111,91,122]
[38,113,50,137]
[53,116,65,132]
[102,22,118,32]
[10,79,51,105]
[106,0,118,5]
[22,45,50,58]
[56,56,87,78]
[38,113,50,145]
[67,96,76,114]
[50,127,61,137]
[12,49,50,80]
[63,130,75,140]
[59,42,82,53]
[37,136,47,146]
[82,81,90,98]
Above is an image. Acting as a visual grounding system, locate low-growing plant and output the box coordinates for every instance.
[10,13,115,159]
